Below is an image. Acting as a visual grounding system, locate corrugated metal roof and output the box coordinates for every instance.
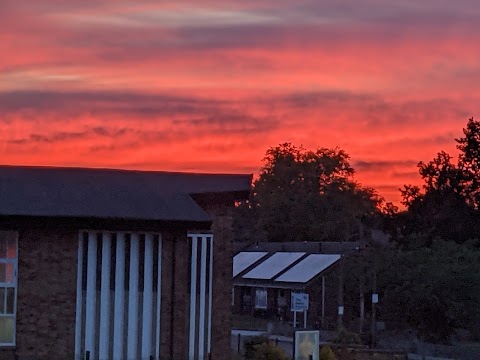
[0,165,252,222]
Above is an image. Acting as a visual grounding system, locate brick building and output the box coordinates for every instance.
[232,242,360,329]
[0,165,251,360]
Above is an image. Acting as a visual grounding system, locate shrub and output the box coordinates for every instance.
[253,342,289,360]
[244,336,270,359]
[320,345,337,360]
[331,329,362,345]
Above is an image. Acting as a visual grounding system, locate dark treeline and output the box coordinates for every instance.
[233,118,480,343]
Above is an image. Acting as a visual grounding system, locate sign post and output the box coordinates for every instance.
[291,293,309,329]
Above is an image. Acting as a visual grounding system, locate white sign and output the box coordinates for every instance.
[294,330,320,360]
[291,293,309,311]
[338,305,344,315]
[372,293,379,304]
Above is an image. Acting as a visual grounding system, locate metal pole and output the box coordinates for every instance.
[321,275,325,329]
[304,309,307,329]
[293,310,297,328]
[371,251,377,347]
[237,333,241,354]
[360,272,365,334]
[337,255,344,330]
[292,332,296,360]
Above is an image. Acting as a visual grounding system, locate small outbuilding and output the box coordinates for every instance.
[232,242,360,329]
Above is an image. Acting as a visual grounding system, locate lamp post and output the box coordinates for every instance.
[371,249,378,348]
[337,253,344,330]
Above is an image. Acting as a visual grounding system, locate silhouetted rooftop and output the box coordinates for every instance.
[0,165,252,222]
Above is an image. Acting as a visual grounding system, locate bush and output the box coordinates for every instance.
[319,345,337,360]
[331,329,362,345]
[253,342,289,360]
[244,336,270,359]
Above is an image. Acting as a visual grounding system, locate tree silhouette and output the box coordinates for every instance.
[399,118,480,243]
[234,143,382,243]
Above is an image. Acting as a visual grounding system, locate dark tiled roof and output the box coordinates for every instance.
[240,241,361,254]
[0,165,252,222]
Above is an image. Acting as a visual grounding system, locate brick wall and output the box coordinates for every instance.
[16,229,78,360]
[159,230,191,360]
[200,202,235,360]
[308,271,340,328]
[4,197,238,360]
[10,227,194,360]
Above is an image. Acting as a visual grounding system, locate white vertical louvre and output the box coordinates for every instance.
[75,231,164,360]
[113,232,126,360]
[198,237,208,360]
[85,232,98,357]
[141,234,154,358]
[207,236,214,355]
[188,234,214,360]
[99,232,111,359]
[74,232,84,357]
[155,235,163,360]
[127,233,140,359]
[188,236,198,360]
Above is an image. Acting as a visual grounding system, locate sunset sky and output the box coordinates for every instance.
[1,1,479,205]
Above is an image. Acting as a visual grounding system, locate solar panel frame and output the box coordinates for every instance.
[275,254,341,283]
[233,252,268,277]
[242,252,306,280]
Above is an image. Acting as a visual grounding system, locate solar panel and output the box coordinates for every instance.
[275,254,340,283]
[242,252,306,280]
[233,252,268,277]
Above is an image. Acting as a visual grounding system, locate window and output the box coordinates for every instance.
[0,231,17,346]
[255,288,267,310]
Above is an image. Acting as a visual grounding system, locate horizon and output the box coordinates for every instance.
[2,1,479,205]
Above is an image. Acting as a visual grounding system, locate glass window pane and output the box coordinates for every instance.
[0,288,4,314]
[255,288,267,309]
[0,232,17,260]
[5,264,14,284]
[0,316,14,344]
[0,233,5,259]
[6,288,14,314]
[6,232,16,259]
[0,264,5,283]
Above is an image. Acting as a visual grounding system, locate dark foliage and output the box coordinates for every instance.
[234,143,383,243]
